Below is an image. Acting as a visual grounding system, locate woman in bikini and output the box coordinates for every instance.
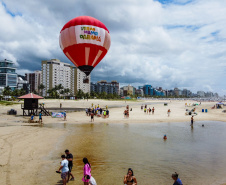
[123,168,137,185]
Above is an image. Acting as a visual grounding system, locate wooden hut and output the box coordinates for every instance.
[18,93,44,116]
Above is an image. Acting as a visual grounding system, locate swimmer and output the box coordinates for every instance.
[123,168,137,185]
[202,124,204,127]
[171,172,183,185]
[163,135,167,140]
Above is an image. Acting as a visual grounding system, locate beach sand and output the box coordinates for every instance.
[0,99,225,184]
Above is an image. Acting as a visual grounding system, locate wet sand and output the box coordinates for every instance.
[0,99,226,184]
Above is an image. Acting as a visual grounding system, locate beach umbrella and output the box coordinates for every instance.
[59,16,111,76]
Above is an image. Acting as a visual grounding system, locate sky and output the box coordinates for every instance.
[0,0,226,95]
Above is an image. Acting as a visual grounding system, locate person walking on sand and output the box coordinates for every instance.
[65,149,75,181]
[172,172,183,185]
[64,111,67,121]
[56,155,69,185]
[82,157,92,185]
[167,109,171,117]
[39,112,42,124]
[123,168,137,185]
[149,107,151,115]
[152,107,155,114]
[191,116,194,126]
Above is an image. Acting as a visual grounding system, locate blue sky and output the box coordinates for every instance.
[0,0,226,95]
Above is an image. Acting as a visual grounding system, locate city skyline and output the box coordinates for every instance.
[0,0,226,95]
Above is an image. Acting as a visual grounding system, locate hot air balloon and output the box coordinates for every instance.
[59,16,111,82]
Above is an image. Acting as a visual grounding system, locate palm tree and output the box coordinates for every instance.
[76,89,84,99]
[11,89,20,96]
[19,89,26,96]
[3,86,12,96]
[38,84,45,96]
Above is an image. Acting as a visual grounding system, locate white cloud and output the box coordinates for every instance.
[0,0,226,95]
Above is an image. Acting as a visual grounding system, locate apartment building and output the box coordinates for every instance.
[90,80,119,95]
[41,59,90,96]
[25,70,41,92]
[0,59,17,90]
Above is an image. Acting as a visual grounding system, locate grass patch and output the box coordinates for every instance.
[0,101,20,106]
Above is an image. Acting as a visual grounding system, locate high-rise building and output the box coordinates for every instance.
[41,59,90,96]
[25,70,41,93]
[120,85,136,96]
[17,75,30,94]
[90,80,119,95]
[197,91,205,97]
[0,59,18,90]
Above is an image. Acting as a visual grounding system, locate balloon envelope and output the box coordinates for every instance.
[59,16,111,76]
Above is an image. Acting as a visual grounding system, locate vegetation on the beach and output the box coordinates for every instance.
[0,100,20,106]
[2,86,26,96]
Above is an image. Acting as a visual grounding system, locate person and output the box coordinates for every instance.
[30,114,34,122]
[106,109,109,118]
[127,110,129,118]
[65,149,75,181]
[167,109,171,117]
[86,108,89,116]
[172,172,183,185]
[39,112,42,124]
[103,110,106,118]
[123,168,137,185]
[82,157,91,185]
[124,110,127,118]
[60,103,62,109]
[91,112,94,122]
[56,155,69,185]
[64,111,67,121]
[152,107,155,114]
[144,108,146,113]
[106,105,108,109]
[89,176,97,185]
[163,134,167,140]
[91,103,93,107]
[149,107,151,115]
[191,116,194,126]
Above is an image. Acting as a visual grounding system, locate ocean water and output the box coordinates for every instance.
[46,121,226,185]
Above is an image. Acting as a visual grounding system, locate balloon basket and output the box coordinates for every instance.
[83,78,89,83]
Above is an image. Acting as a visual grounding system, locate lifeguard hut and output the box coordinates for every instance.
[18,93,50,116]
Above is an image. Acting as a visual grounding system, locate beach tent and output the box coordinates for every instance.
[216,102,224,109]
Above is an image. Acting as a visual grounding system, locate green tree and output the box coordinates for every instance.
[38,83,45,96]
[84,92,90,100]
[3,86,12,96]
[19,89,26,96]
[76,89,85,99]
[11,89,20,96]
[47,88,59,98]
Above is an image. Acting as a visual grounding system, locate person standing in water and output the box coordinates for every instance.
[123,168,137,185]
[56,155,69,185]
[191,116,194,126]
[82,157,92,185]
[65,149,75,181]
[172,172,183,185]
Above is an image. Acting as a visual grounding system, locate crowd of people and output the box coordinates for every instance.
[86,104,110,122]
